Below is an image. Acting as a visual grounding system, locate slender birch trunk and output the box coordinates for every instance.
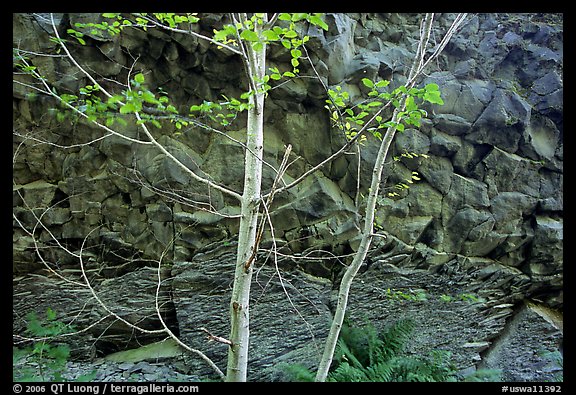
[314,106,404,382]
[315,13,467,382]
[226,13,267,382]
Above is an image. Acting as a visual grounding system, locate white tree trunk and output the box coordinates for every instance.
[315,13,467,381]
[226,14,267,382]
[315,106,403,382]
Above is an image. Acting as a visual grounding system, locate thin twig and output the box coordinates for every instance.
[133,13,243,56]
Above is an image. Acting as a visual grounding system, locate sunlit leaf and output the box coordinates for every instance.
[134,73,145,84]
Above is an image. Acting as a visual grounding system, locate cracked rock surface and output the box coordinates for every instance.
[13,13,562,381]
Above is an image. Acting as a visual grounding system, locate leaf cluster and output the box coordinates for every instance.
[439,292,484,304]
[13,309,96,382]
[325,77,444,144]
[381,288,428,302]
[385,170,423,199]
[213,13,327,53]
[67,14,138,44]
[188,93,252,128]
[68,13,200,44]
[56,13,328,133]
[212,13,328,93]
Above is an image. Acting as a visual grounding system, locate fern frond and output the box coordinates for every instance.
[388,354,456,382]
[372,319,415,364]
[328,362,368,382]
[334,337,364,370]
[364,361,394,382]
[338,322,372,367]
[281,363,315,382]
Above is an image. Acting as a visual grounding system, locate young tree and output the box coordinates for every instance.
[13,12,466,381]
[314,13,468,381]
[14,12,328,382]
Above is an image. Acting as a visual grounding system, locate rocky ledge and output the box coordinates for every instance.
[13,13,562,382]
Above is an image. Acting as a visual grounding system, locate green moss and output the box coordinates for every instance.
[103,338,184,363]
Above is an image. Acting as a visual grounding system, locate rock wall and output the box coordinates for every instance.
[13,13,562,381]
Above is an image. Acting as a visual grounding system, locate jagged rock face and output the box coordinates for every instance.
[13,13,562,381]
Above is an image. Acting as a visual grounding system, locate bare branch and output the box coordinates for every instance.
[132,13,244,57]
[13,189,86,288]
[134,111,243,200]
[152,236,226,380]
[14,50,153,146]
[199,327,233,347]
[45,14,243,201]
[269,14,469,200]
[50,14,112,99]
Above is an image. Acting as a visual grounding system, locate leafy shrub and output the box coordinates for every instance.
[13,308,96,382]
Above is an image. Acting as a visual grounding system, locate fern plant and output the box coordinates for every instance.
[330,319,458,382]
[285,319,458,382]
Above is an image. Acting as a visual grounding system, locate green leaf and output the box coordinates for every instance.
[361,78,374,88]
[46,308,57,321]
[309,14,329,31]
[278,13,292,21]
[262,29,280,41]
[107,95,123,106]
[375,80,390,88]
[141,90,157,104]
[425,82,440,92]
[405,96,418,112]
[134,73,145,84]
[291,13,309,22]
[174,15,188,24]
[240,29,259,42]
[66,28,80,36]
[290,48,302,59]
[423,91,444,105]
[120,102,136,114]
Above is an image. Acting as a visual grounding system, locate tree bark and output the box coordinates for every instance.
[314,106,403,382]
[226,13,267,382]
